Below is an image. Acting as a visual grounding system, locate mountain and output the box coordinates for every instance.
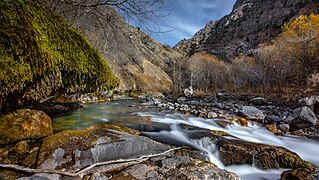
[175,0,319,61]
[46,2,182,93]
[0,0,118,114]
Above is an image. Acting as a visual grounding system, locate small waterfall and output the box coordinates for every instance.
[139,112,319,180]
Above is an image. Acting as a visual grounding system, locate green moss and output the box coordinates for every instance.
[282,153,314,169]
[0,0,119,113]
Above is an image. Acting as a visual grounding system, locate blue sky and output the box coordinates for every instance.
[149,0,237,46]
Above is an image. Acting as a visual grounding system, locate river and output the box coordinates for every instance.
[54,100,319,180]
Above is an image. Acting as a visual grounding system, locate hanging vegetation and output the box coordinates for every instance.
[0,0,119,113]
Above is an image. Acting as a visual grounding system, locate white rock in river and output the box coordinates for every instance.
[239,106,265,120]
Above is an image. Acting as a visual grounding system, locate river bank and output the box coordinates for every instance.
[0,92,319,179]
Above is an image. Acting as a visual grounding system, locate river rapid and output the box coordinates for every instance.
[54,100,319,180]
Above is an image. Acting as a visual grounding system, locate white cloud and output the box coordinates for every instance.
[149,0,237,46]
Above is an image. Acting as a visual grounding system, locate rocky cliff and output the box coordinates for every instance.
[47,2,182,92]
[175,0,319,61]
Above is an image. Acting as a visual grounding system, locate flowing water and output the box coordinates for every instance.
[53,100,319,180]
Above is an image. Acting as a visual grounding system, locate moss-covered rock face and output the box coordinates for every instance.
[0,0,119,113]
[0,109,53,145]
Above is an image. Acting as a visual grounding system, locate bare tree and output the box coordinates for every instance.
[46,0,170,33]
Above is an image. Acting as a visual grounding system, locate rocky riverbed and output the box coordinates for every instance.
[146,92,319,141]
[0,92,319,179]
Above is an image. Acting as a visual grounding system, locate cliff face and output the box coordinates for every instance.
[47,2,182,92]
[175,0,319,60]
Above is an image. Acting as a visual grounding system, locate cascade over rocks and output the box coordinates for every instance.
[14,124,238,180]
[190,132,314,170]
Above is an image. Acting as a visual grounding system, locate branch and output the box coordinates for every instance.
[0,147,181,177]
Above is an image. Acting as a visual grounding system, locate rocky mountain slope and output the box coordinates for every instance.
[175,0,319,60]
[46,2,182,92]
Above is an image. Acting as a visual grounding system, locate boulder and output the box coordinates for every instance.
[177,97,187,103]
[216,92,232,101]
[278,123,289,133]
[0,109,53,145]
[281,168,319,180]
[12,141,29,156]
[37,124,167,170]
[238,106,265,120]
[285,106,317,131]
[213,137,313,170]
[0,148,9,159]
[299,96,319,114]
[249,97,267,106]
[298,96,318,107]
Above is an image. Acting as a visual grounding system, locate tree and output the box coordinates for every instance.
[274,14,319,85]
[256,14,319,90]
[45,0,169,33]
[186,52,230,92]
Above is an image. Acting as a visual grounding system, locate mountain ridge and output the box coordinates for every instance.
[175,0,319,60]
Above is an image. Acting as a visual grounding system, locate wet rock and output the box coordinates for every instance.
[35,98,82,117]
[281,168,319,180]
[177,97,187,103]
[266,123,279,134]
[213,103,224,110]
[238,106,265,120]
[278,123,289,133]
[0,109,53,145]
[217,138,313,169]
[249,97,267,106]
[79,93,99,104]
[236,118,249,126]
[37,124,168,170]
[285,106,317,131]
[18,173,61,180]
[13,141,29,156]
[207,112,218,119]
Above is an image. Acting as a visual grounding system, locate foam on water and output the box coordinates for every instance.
[139,112,319,179]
